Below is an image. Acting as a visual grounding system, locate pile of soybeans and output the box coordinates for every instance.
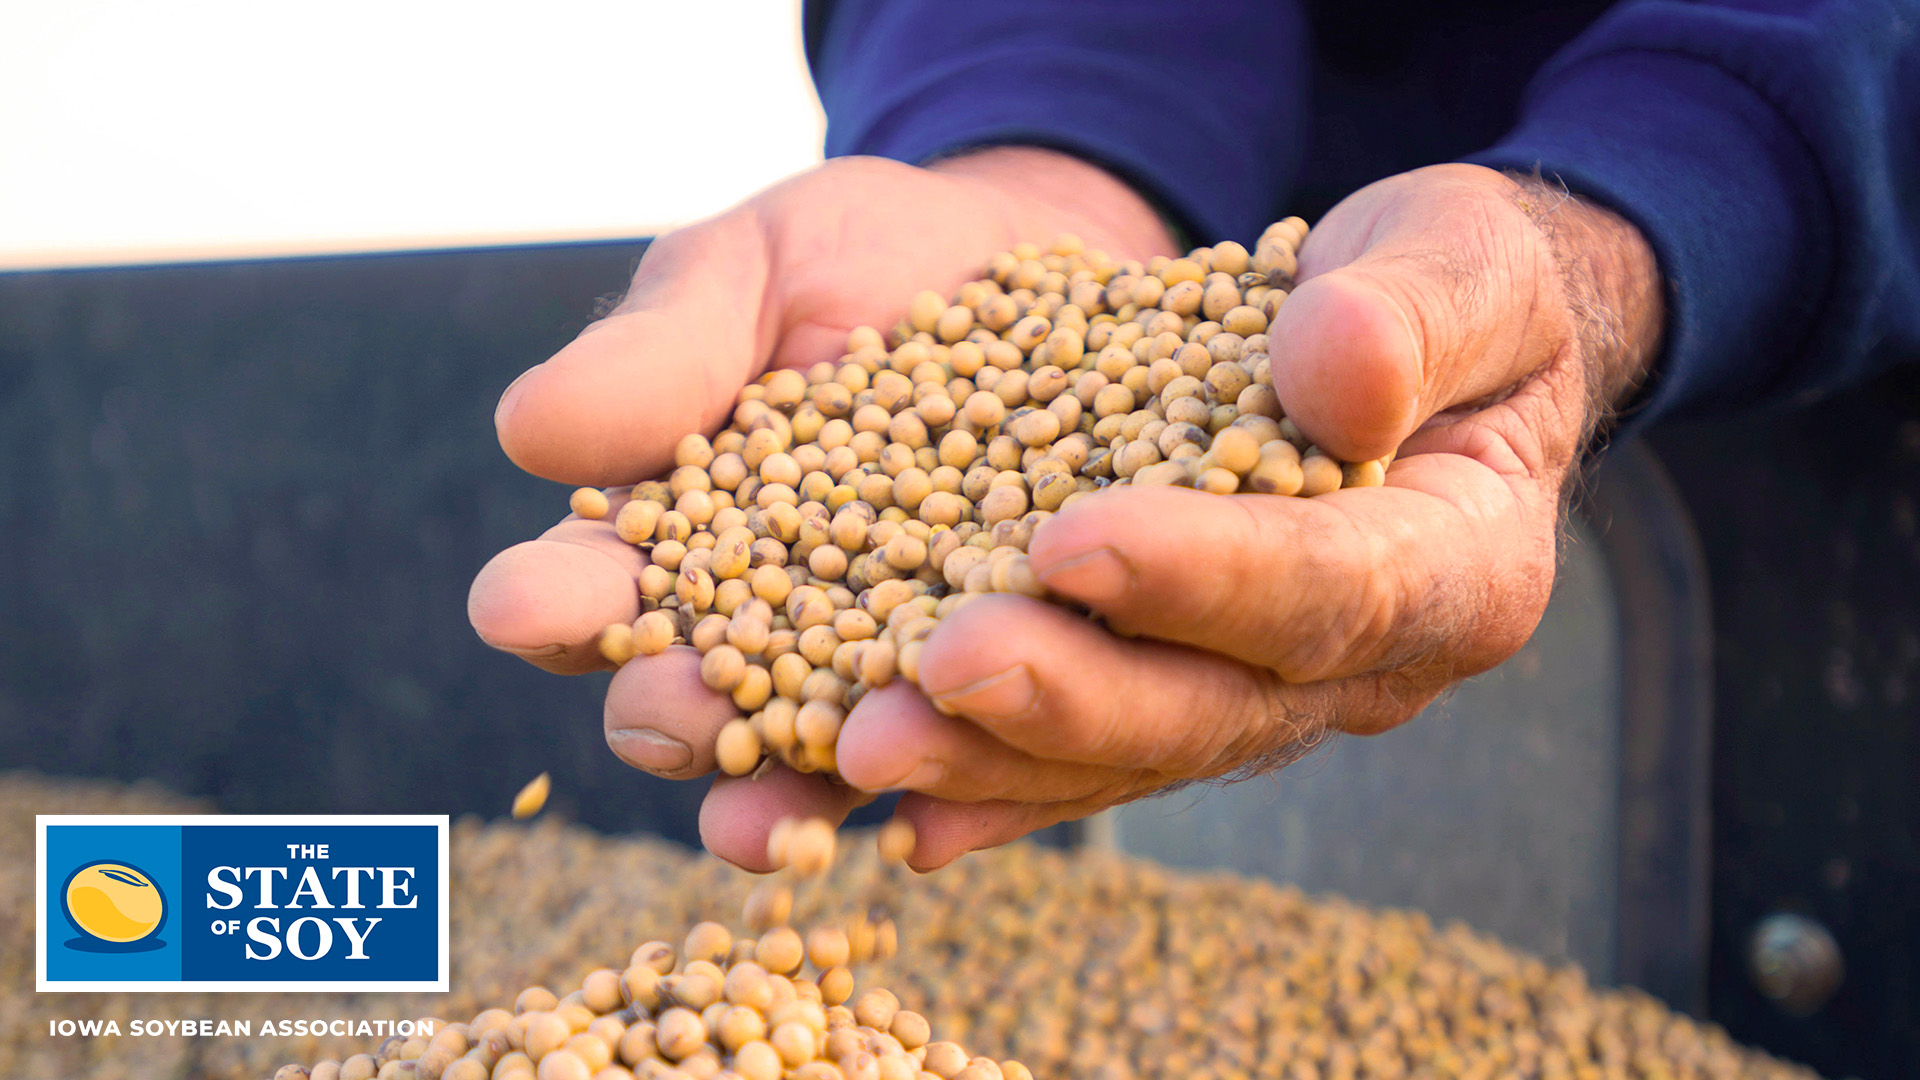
[575,221,1390,779]
[2,772,1818,1080]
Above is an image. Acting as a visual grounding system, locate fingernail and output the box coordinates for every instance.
[500,642,566,660]
[494,366,539,427]
[881,760,946,793]
[606,727,693,775]
[931,665,1038,722]
[1033,546,1133,604]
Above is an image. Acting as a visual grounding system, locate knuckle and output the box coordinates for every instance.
[1074,690,1148,769]
[1080,772,1165,813]
[1067,662,1217,777]
[1141,662,1310,782]
[1465,531,1558,672]
[1201,670,1339,780]
[1191,496,1284,640]
[1265,521,1402,681]
[1334,671,1444,735]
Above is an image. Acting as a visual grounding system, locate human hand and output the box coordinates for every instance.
[827,163,1664,866]
[465,148,1179,867]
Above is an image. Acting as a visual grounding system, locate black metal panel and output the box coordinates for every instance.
[0,241,732,839]
[1582,443,1714,1016]
[1652,372,1920,1079]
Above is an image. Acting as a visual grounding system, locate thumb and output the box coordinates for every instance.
[494,214,772,487]
[1269,164,1563,463]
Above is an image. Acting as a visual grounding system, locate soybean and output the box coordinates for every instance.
[511,772,551,820]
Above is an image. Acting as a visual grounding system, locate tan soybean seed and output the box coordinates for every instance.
[716,719,764,777]
[598,622,637,666]
[570,488,611,520]
[876,819,916,864]
[779,817,837,878]
[511,773,551,820]
[1299,451,1344,497]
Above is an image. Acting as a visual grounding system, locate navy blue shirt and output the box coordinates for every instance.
[805,1,1920,429]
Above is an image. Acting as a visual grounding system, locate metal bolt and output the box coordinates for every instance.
[1748,911,1843,1015]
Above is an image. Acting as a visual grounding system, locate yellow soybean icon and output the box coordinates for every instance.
[64,862,165,944]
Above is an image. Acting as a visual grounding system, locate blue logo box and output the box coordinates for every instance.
[38,815,448,992]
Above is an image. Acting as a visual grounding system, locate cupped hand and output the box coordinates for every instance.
[827,163,1665,867]
[466,148,1179,867]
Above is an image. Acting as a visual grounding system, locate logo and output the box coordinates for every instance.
[37,815,448,992]
[63,860,168,948]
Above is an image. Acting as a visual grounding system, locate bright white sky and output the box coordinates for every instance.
[0,1,826,269]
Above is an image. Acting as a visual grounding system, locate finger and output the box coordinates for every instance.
[494,218,769,486]
[466,510,646,674]
[490,158,1035,489]
[910,594,1341,777]
[698,767,873,871]
[835,682,1152,804]
[1276,164,1562,461]
[876,657,1458,870]
[1027,463,1552,682]
[889,795,1091,872]
[602,646,738,779]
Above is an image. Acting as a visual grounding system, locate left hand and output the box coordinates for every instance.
[464,148,1181,869]
[833,163,1664,868]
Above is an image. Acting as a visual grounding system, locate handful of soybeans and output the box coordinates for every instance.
[579,218,1388,780]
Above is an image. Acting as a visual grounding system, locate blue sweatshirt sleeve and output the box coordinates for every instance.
[803,0,1309,247]
[1463,1,1920,426]
[807,0,1920,425]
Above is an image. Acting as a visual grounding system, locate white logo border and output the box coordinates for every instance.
[36,814,450,993]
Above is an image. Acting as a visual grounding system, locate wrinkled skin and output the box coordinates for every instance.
[468,147,1662,871]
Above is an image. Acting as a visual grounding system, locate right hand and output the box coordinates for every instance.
[466,148,1179,867]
